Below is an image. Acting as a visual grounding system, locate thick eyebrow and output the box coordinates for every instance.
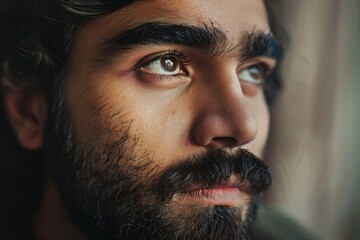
[240,31,281,62]
[94,22,281,66]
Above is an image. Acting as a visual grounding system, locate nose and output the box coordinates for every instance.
[192,73,258,149]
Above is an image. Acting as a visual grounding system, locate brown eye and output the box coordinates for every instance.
[141,55,182,75]
[238,63,268,85]
[160,56,179,72]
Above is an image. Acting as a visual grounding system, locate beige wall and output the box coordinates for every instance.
[266,0,360,239]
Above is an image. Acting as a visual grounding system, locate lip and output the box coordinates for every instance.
[183,175,250,193]
[174,175,251,206]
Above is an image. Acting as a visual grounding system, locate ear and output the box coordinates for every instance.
[3,84,47,150]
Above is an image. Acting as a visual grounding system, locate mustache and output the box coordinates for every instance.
[154,149,272,203]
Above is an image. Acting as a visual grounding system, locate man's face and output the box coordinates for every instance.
[48,0,276,239]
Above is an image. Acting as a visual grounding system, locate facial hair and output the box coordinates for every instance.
[45,78,272,240]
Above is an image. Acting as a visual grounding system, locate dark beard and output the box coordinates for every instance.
[45,78,272,240]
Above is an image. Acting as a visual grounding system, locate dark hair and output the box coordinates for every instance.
[1,1,136,92]
[0,1,284,238]
[1,0,283,100]
[0,1,138,238]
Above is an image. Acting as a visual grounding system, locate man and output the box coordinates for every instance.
[0,0,316,239]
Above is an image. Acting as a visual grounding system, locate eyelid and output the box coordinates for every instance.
[135,50,192,86]
[238,57,277,77]
[135,50,191,71]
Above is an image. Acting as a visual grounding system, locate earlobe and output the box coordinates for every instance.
[3,85,47,150]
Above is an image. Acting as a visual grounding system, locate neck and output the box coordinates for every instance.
[33,177,88,240]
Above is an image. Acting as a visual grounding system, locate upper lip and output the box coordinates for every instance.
[183,175,251,193]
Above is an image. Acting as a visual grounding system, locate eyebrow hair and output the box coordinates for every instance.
[241,30,281,61]
[94,22,281,66]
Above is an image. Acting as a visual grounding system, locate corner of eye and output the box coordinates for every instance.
[262,57,277,68]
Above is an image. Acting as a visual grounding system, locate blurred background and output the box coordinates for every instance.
[1,0,359,239]
[266,0,360,239]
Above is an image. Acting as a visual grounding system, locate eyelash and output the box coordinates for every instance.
[137,50,191,82]
[256,62,272,83]
[147,50,191,66]
[136,50,275,86]
[259,62,273,78]
[246,62,274,84]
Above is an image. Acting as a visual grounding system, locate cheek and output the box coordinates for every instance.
[64,74,137,160]
[65,74,192,166]
[122,92,194,162]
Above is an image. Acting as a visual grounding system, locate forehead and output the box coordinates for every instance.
[115,0,269,29]
[74,0,270,51]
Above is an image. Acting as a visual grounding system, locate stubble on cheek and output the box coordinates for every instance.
[66,99,162,207]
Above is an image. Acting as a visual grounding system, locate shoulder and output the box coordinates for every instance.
[252,203,320,240]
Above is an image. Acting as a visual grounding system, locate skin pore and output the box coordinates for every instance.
[59,0,273,238]
[66,0,272,165]
[5,0,278,239]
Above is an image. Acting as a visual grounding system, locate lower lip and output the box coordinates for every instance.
[176,187,243,206]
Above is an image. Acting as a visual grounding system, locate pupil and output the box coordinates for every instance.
[161,57,177,71]
[249,67,262,80]
[250,71,261,80]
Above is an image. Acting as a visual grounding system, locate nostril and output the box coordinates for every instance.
[211,137,238,148]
